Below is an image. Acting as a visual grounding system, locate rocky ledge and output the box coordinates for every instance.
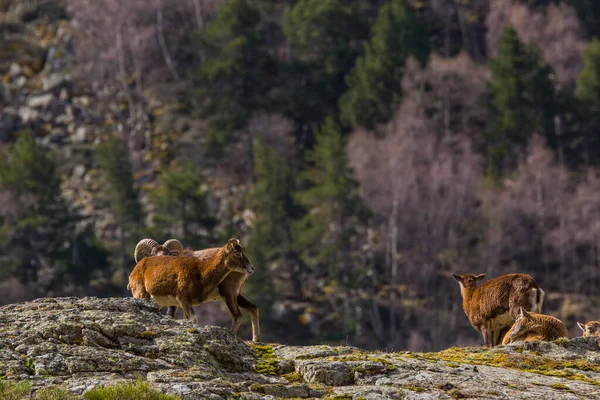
[1,298,600,399]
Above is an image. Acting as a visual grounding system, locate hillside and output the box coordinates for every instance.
[1,297,600,399]
[3,0,600,353]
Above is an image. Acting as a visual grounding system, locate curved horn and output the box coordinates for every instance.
[134,238,159,263]
[227,238,241,246]
[163,239,184,256]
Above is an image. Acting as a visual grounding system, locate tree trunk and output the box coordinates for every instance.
[286,251,304,300]
[116,24,136,150]
[157,6,181,81]
[191,0,204,32]
[443,12,451,134]
[181,199,187,241]
[388,130,400,340]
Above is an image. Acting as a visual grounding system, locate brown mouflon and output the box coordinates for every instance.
[128,238,255,339]
[577,321,600,337]
[502,307,568,344]
[452,272,544,347]
[134,237,260,342]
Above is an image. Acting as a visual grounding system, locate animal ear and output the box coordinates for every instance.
[577,322,585,331]
[226,239,241,254]
[226,242,235,254]
[475,274,486,281]
[518,307,528,318]
[228,238,242,252]
[451,273,462,282]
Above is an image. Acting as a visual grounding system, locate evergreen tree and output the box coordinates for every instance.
[0,131,73,293]
[339,0,430,130]
[96,134,143,289]
[572,37,600,165]
[283,0,371,144]
[194,0,275,150]
[149,160,215,248]
[485,25,558,178]
[293,118,369,285]
[576,38,600,111]
[247,137,303,303]
[68,225,110,293]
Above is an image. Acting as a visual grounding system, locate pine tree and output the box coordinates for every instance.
[576,38,600,111]
[486,25,558,178]
[149,160,215,248]
[194,0,275,150]
[247,137,303,303]
[96,134,143,289]
[293,118,370,285]
[68,225,110,292]
[283,0,371,143]
[339,0,430,130]
[573,37,600,165]
[0,131,73,293]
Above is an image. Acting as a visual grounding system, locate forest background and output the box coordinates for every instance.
[1,0,600,351]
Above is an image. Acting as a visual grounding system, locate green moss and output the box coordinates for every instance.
[139,331,154,339]
[35,386,78,400]
[0,380,32,400]
[296,354,321,360]
[24,358,35,370]
[326,395,352,400]
[385,364,397,372]
[350,364,384,376]
[400,384,426,392]
[250,344,281,375]
[445,362,460,368]
[401,346,600,387]
[550,383,573,392]
[83,380,180,400]
[283,372,303,382]
[187,328,198,334]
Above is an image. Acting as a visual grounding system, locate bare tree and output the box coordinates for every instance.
[347,58,483,349]
[486,0,587,91]
[67,0,222,150]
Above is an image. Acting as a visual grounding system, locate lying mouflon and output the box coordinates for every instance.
[502,307,568,344]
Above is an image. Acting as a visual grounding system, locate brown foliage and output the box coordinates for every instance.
[413,52,488,147]
[486,0,587,91]
[67,0,222,86]
[479,134,600,294]
[347,58,484,349]
[479,135,572,276]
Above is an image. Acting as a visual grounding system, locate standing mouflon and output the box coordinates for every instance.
[452,273,544,347]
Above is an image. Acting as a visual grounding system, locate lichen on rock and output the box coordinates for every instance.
[1,297,600,399]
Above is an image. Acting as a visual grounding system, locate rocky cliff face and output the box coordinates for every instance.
[1,297,600,399]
